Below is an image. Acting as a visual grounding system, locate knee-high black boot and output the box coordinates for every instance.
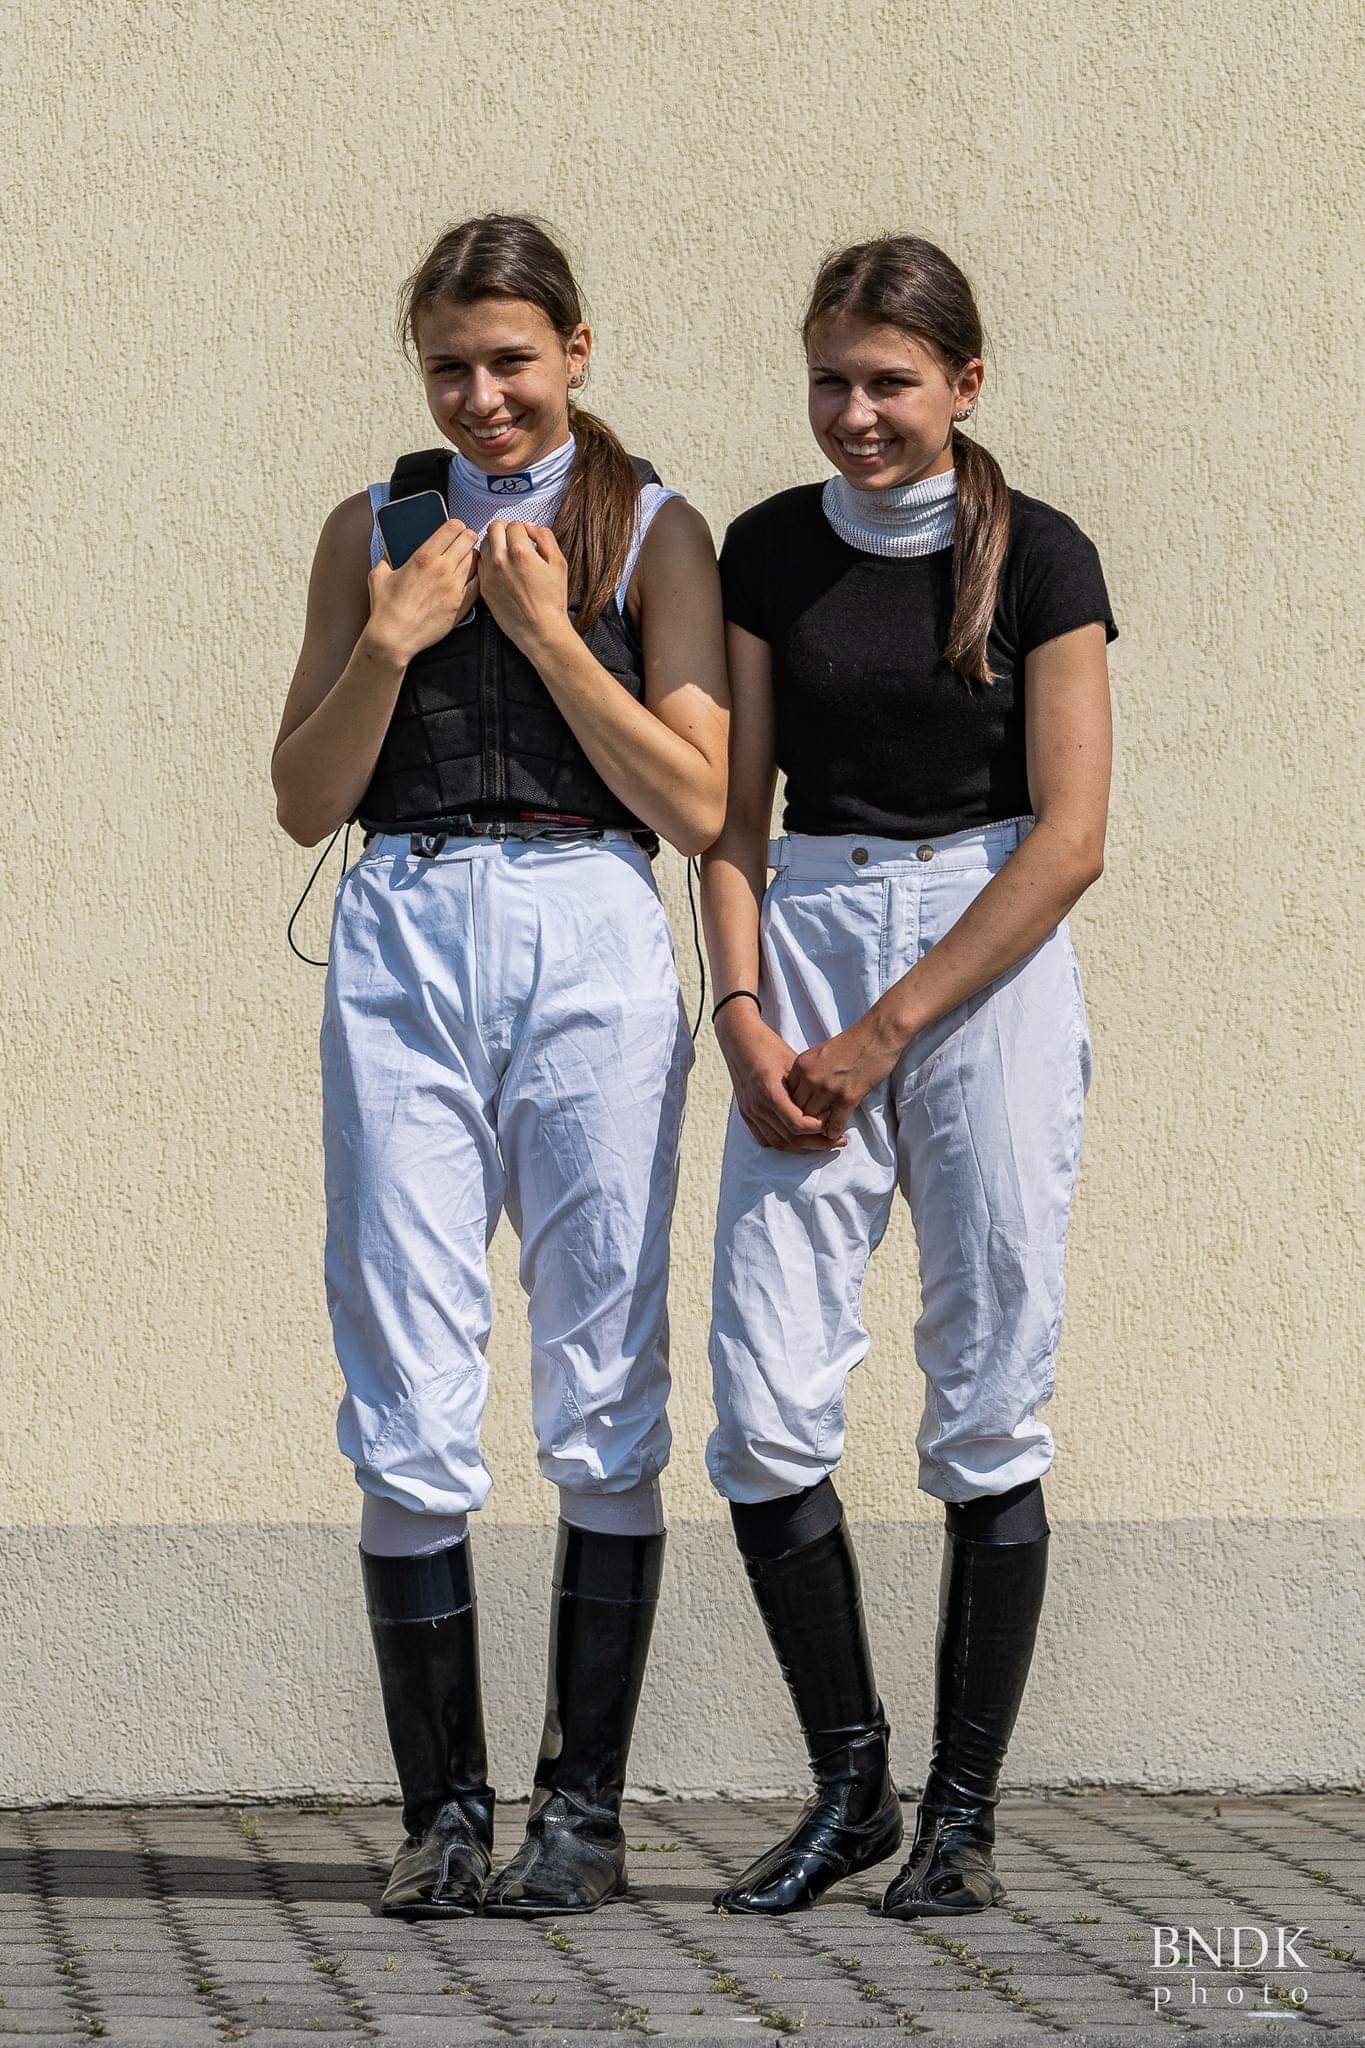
[361,1539,495,1917]
[880,1529,1049,1918]
[715,1519,903,1915]
[483,1523,664,1917]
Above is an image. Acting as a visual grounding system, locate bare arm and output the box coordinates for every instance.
[477,500,729,857]
[699,622,834,1152]
[785,621,1114,1135]
[271,492,478,846]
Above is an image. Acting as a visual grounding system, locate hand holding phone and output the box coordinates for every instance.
[376,489,451,569]
[368,494,480,663]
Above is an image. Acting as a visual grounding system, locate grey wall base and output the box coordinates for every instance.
[3,1520,1360,1806]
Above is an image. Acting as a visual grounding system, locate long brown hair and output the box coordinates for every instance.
[802,236,1010,688]
[397,214,639,636]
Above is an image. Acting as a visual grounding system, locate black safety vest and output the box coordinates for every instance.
[354,449,660,835]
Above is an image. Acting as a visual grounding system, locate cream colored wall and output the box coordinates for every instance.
[4,0,1360,1798]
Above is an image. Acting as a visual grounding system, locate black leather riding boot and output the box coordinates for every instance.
[483,1523,665,1917]
[881,1529,1049,1918]
[715,1519,903,1915]
[361,1539,495,1917]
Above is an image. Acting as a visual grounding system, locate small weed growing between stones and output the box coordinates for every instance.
[544,1928,574,1952]
[237,1813,260,1842]
[712,1972,742,1996]
[1307,1868,1332,1882]
[761,2008,803,2032]
[684,1945,717,1963]
[381,1955,396,1971]
[613,2003,650,2029]
[1072,1911,1102,1923]
[311,1953,346,1975]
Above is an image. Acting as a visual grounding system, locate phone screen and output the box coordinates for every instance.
[376,490,448,569]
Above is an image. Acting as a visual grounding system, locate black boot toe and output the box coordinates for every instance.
[484,1793,626,1917]
[879,1813,1003,1919]
[380,1795,494,1917]
[715,1783,904,1915]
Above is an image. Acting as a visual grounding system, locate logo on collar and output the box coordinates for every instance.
[487,472,533,494]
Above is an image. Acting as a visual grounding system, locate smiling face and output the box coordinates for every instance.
[415,295,591,473]
[806,314,984,491]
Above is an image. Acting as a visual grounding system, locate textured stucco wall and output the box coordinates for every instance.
[4,0,1361,1800]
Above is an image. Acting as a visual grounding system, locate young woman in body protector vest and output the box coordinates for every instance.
[272,214,728,1919]
[701,236,1116,1919]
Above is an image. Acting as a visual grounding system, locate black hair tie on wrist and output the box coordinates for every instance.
[712,989,762,1023]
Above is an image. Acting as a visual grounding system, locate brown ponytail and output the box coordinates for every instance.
[397,214,639,636]
[802,236,1010,688]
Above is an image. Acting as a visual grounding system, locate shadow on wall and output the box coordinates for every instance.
[0,1520,1359,1805]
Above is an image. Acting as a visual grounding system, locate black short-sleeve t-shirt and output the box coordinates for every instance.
[719,483,1117,839]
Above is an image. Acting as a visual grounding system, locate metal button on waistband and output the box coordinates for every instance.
[851,846,870,866]
[916,844,934,862]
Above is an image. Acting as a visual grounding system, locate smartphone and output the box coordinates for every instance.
[376,490,449,569]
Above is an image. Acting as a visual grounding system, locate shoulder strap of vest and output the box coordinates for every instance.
[629,454,661,489]
[390,449,452,504]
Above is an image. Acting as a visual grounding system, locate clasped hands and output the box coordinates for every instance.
[718,1003,906,1154]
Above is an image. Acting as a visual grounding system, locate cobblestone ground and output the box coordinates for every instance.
[2,1796,1363,2045]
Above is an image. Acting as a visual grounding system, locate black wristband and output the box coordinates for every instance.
[712,989,762,1023]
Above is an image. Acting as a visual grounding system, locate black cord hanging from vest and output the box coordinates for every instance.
[686,855,707,1042]
[287,821,353,968]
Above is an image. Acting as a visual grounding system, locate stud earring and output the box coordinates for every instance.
[953,407,975,422]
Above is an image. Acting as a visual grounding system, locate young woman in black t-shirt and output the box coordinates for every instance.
[700,236,1116,1919]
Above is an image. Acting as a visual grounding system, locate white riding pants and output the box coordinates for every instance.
[320,832,694,1521]
[707,816,1092,1507]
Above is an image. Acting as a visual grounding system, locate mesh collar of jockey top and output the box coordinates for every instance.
[449,431,576,538]
[821,460,957,559]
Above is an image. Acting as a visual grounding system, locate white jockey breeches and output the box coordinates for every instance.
[707,816,1091,1507]
[321,832,694,1521]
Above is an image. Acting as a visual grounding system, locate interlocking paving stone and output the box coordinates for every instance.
[0,1797,1362,2038]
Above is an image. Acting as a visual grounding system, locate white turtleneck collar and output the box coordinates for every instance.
[443,430,577,541]
[451,430,575,501]
[822,461,957,559]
